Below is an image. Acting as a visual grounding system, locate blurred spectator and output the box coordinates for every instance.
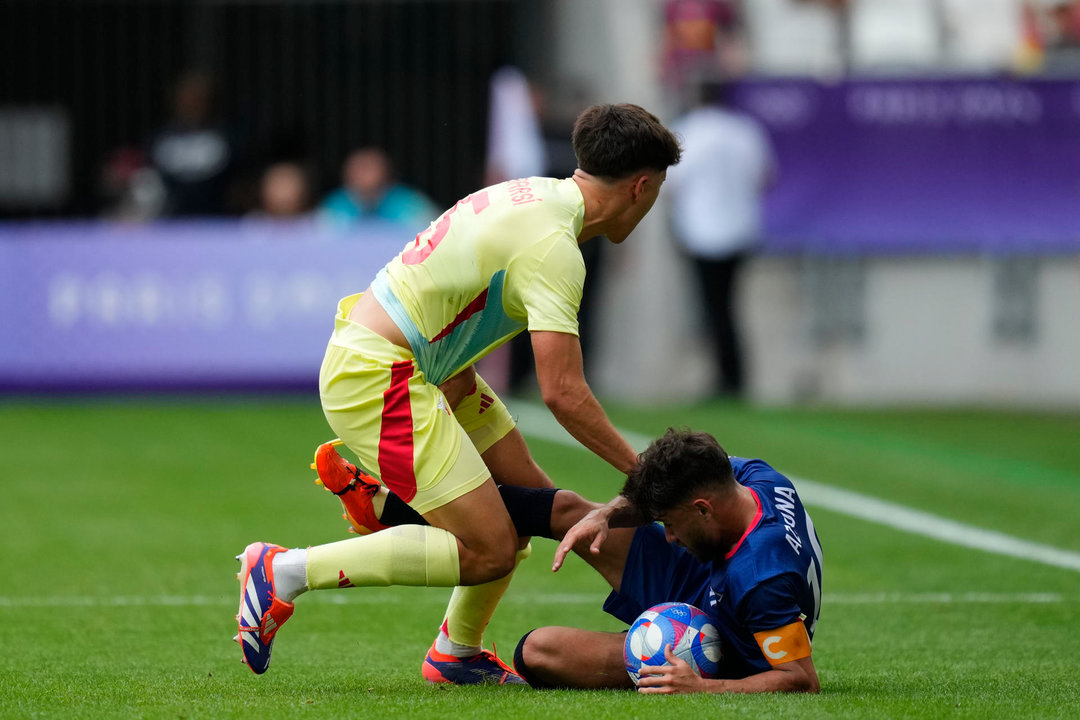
[1044,0,1080,68]
[98,146,165,222]
[662,0,745,108]
[1051,0,1080,40]
[484,66,546,186]
[319,147,438,233]
[149,71,237,216]
[251,161,312,219]
[667,81,776,398]
[1015,0,1080,71]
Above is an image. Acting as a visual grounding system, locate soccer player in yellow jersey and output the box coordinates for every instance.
[235,104,682,681]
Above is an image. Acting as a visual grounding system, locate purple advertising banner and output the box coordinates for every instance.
[0,221,410,390]
[735,78,1080,253]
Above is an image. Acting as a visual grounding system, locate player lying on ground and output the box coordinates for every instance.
[519,427,822,693]
[235,103,682,683]
[314,427,823,694]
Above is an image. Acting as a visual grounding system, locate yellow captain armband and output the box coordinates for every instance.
[752,621,812,667]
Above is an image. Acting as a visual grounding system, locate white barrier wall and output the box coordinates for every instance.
[744,255,1080,408]
[592,252,1080,408]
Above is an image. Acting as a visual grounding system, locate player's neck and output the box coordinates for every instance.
[717,485,760,551]
[571,170,627,242]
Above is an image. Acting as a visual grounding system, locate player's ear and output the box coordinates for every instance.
[692,498,711,516]
[629,173,649,201]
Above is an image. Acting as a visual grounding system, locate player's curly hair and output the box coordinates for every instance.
[621,428,735,520]
[572,103,682,179]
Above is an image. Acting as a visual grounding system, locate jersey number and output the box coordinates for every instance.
[401,190,490,265]
[806,557,822,636]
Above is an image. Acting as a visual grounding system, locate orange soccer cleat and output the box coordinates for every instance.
[311,440,388,535]
[422,641,527,685]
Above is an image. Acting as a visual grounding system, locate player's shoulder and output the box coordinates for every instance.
[731,456,792,490]
[489,176,579,209]
[733,458,804,535]
[727,459,805,561]
[482,177,582,236]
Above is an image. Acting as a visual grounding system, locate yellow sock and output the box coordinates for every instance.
[306,525,460,589]
[442,543,532,649]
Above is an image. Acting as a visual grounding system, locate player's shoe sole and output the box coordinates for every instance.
[235,542,294,675]
[311,439,388,535]
[422,641,527,685]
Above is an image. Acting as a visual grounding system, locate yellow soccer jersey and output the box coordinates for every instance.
[370,176,586,385]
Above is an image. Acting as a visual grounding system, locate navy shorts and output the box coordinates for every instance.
[602,523,713,625]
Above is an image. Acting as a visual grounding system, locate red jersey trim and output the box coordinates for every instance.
[725,488,763,560]
[430,288,488,343]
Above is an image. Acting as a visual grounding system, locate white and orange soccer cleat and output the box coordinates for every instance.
[311,440,388,535]
[235,542,295,675]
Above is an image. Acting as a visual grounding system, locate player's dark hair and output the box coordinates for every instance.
[621,428,735,520]
[572,103,682,180]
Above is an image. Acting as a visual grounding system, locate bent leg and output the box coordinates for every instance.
[303,479,517,590]
[454,372,553,490]
[481,427,553,489]
[344,372,551,531]
[435,543,532,658]
[423,477,518,585]
[516,627,633,689]
[434,372,547,654]
[306,525,460,589]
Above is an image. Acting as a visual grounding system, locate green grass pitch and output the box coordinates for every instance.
[1,396,1078,718]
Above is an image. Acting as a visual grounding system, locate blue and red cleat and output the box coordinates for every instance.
[422,641,527,685]
[234,542,294,674]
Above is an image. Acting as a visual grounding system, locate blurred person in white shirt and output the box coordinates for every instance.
[668,80,776,398]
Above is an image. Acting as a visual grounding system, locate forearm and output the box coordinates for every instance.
[545,384,637,474]
[698,666,818,695]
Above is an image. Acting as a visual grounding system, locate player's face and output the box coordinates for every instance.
[606,170,666,244]
[633,169,665,220]
[659,500,723,561]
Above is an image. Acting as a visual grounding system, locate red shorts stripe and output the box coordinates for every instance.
[379,360,417,503]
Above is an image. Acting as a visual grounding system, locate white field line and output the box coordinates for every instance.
[511,402,1080,574]
[0,591,1072,609]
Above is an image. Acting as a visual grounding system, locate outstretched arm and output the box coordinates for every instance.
[637,647,819,694]
[552,493,648,572]
[531,330,638,474]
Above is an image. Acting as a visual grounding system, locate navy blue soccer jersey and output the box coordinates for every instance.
[706,457,823,676]
[603,457,823,678]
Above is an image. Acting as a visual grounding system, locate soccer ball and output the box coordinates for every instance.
[624,602,722,685]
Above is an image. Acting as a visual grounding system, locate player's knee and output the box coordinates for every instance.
[485,546,518,580]
[460,542,517,584]
[514,628,558,688]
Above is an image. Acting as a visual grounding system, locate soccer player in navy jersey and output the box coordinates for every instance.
[514,427,823,694]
